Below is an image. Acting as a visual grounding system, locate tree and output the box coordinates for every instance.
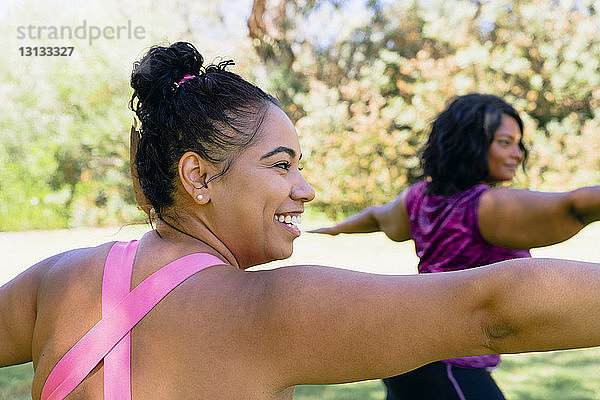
[249,0,600,217]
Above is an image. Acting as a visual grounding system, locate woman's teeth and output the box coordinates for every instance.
[274,214,301,225]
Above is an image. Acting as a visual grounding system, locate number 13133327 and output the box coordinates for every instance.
[19,46,74,56]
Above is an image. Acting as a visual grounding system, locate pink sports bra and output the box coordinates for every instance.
[40,240,224,400]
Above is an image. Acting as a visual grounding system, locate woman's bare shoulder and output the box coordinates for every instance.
[37,242,115,288]
[1,242,114,367]
[33,243,117,326]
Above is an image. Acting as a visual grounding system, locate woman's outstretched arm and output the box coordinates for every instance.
[0,257,54,367]
[472,258,600,354]
[308,190,411,242]
[478,185,600,249]
[254,258,600,388]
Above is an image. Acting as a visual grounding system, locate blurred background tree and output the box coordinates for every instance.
[0,0,255,229]
[250,0,600,216]
[1,0,598,229]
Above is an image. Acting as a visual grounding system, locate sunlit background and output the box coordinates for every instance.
[2,0,598,231]
[1,1,599,399]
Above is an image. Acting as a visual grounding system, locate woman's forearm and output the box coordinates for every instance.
[335,207,381,233]
[309,207,381,235]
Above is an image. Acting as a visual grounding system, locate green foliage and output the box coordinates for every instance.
[1,0,599,228]
[0,0,252,231]
[0,56,139,230]
[255,0,600,217]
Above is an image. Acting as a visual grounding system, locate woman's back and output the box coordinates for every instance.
[405,181,531,274]
[29,235,294,399]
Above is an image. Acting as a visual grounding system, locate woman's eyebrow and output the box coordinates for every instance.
[260,146,297,160]
[497,132,518,139]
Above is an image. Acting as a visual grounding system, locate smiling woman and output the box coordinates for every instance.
[2,42,600,400]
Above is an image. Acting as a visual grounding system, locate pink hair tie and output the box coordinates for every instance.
[175,74,196,87]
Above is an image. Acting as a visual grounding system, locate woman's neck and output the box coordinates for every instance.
[154,217,240,269]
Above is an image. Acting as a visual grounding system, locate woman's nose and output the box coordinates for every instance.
[292,172,316,203]
[512,144,523,160]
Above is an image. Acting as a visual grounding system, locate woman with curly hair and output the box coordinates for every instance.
[311,93,600,400]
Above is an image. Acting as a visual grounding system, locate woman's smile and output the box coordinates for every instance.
[274,212,302,237]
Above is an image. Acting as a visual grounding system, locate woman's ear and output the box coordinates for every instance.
[179,152,211,205]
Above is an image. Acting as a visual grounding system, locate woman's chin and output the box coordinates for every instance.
[484,174,515,184]
[269,244,295,263]
[243,245,294,268]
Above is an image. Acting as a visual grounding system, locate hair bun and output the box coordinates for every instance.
[131,42,204,109]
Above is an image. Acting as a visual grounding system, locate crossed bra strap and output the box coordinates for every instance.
[102,240,138,399]
[40,240,225,400]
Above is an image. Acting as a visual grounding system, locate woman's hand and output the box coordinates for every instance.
[307,227,340,235]
[307,190,411,242]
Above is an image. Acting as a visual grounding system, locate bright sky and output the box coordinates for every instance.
[1,0,378,46]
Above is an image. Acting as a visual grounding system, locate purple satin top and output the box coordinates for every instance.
[405,181,531,369]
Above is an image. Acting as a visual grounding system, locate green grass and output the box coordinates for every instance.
[493,349,600,400]
[1,221,599,399]
[295,381,385,399]
[0,363,387,400]
[0,364,33,400]
[6,351,600,399]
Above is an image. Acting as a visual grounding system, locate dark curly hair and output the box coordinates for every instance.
[420,93,528,196]
[129,42,278,217]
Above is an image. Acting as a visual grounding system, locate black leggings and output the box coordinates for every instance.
[383,361,505,400]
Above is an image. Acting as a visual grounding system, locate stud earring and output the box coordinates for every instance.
[196,194,204,201]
